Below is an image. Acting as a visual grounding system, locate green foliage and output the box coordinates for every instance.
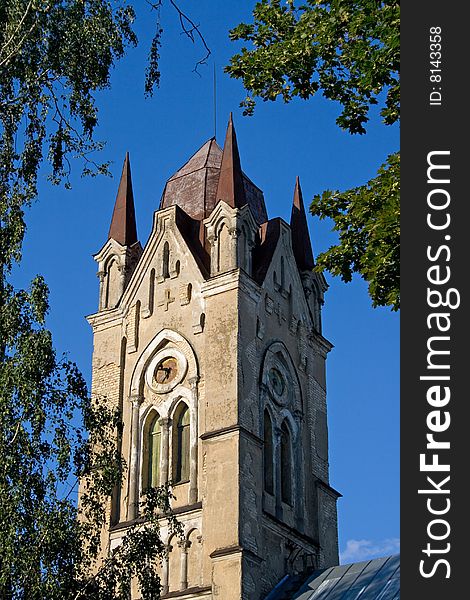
[74,484,182,599]
[0,271,182,598]
[227,0,400,310]
[0,2,184,597]
[311,152,399,310]
[0,278,182,597]
[226,0,399,134]
[0,0,138,268]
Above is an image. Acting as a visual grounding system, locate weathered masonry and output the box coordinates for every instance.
[87,115,340,599]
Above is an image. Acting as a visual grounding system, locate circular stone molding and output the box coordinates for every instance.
[267,363,289,405]
[145,347,188,394]
[268,367,286,397]
[263,347,292,406]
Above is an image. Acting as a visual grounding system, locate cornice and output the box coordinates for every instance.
[86,306,126,331]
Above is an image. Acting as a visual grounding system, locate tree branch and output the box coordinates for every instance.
[147,0,211,74]
[0,0,34,59]
[0,21,38,69]
[9,420,22,445]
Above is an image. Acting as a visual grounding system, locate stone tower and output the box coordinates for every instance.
[87,116,339,600]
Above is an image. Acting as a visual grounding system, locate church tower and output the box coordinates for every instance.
[87,116,339,599]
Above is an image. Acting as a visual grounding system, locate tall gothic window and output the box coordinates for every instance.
[173,403,190,483]
[264,410,274,494]
[146,413,161,489]
[280,420,292,505]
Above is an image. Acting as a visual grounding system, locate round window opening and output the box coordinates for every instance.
[269,367,285,397]
[154,357,178,385]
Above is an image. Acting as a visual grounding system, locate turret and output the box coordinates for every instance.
[204,114,259,276]
[94,153,142,310]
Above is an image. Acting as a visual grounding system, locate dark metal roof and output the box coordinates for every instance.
[266,555,400,600]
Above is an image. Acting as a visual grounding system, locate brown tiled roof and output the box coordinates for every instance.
[108,152,138,246]
[290,177,315,271]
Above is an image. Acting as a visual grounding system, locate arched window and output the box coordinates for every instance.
[264,410,274,494]
[217,223,231,272]
[280,420,292,505]
[167,534,180,593]
[145,413,161,489]
[173,403,190,483]
[187,528,203,588]
[163,241,170,279]
[105,257,120,308]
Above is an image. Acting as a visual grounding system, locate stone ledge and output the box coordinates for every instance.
[200,424,262,447]
[209,544,263,564]
[316,480,342,499]
[109,502,202,532]
[209,544,243,559]
[162,585,212,599]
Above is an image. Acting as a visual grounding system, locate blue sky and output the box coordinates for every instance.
[15,1,399,563]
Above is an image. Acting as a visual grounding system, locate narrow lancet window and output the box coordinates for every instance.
[163,241,170,279]
[105,257,120,308]
[173,404,190,483]
[280,421,292,505]
[148,414,161,488]
[264,410,274,494]
[148,268,155,315]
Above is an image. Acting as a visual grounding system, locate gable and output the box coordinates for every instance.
[120,205,206,313]
[260,220,314,331]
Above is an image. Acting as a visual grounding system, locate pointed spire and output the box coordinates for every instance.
[290,176,315,271]
[215,113,247,209]
[108,152,138,246]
